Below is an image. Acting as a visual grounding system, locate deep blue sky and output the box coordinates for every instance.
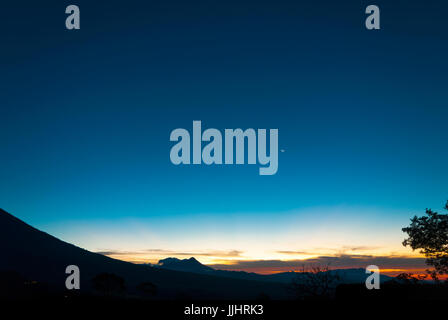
[1,1,447,265]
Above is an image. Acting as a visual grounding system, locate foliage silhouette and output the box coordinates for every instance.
[92,273,126,296]
[402,200,448,280]
[291,265,340,300]
[395,272,427,284]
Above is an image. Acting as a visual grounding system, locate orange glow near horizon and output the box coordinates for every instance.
[42,204,435,281]
[101,250,429,278]
[46,204,433,279]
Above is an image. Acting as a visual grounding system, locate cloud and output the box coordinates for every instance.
[208,254,428,274]
[302,254,426,268]
[340,246,382,252]
[277,246,382,256]
[96,249,243,258]
[276,250,310,255]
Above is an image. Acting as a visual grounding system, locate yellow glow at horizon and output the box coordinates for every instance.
[103,246,423,268]
[44,205,426,275]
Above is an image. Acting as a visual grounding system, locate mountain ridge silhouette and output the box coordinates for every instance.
[152,256,394,284]
[156,257,215,273]
[0,208,394,300]
[0,208,290,299]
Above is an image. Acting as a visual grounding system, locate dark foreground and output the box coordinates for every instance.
[2,282,448,319]
[2,297,444,319]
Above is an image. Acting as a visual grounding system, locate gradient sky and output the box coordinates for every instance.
[1,0,447,274]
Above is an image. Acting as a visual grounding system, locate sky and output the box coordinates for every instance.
[1,0,447,275]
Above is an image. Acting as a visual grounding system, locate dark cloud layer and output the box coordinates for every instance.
[209,254,427,273]
[96,249,243,257]
[96,249,427,275]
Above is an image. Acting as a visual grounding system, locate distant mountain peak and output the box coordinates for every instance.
[155,257,214,273]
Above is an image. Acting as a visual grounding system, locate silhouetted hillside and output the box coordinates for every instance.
[0,208,290,300]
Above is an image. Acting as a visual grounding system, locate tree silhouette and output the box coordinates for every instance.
[136,282,158,297]
[92,273,125,296]
[402,200,448,280]
[291,265,340,300]
[395,272,427,284]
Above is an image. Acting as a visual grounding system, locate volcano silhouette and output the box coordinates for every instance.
[0,208,289,299]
